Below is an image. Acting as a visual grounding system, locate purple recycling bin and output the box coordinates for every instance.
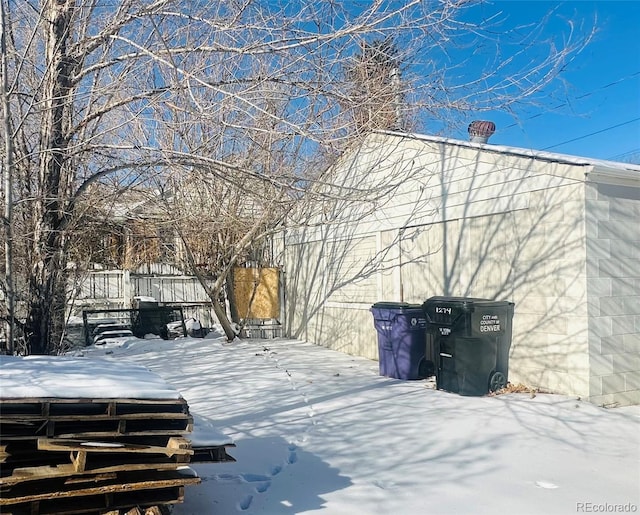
[371,302,431,380]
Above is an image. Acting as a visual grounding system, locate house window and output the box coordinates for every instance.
[158,226,177,262]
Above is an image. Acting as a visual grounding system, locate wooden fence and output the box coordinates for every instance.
[72,268,281,332]
[72,270,218,327]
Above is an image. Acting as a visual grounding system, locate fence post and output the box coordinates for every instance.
[123,269,131,308]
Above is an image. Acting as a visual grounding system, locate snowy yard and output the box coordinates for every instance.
[26,334,640,513]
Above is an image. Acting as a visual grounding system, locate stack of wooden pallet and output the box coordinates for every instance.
[0,396,201,514]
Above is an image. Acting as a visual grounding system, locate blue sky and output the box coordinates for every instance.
[451,1,639,162]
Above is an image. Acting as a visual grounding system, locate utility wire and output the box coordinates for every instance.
[501,71,640,131]
[608,147,640,161]
[542,117,640,150]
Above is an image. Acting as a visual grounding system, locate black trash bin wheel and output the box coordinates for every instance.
[489,371,507,392]
[418,359,435,378]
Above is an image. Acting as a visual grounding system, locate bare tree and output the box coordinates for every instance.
[154,167,290,341]
[0,0,592,354]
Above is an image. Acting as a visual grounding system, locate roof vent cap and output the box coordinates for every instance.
[468,120,495,143]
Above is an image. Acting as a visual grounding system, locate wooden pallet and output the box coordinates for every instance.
[2,440,235,466]
[1,468,200,507]
[3,485,186,515]
[1,437,194,487]
[38,437,193,470]
[1,396,202,515]
[191,443,237,463]
[1,398,192,440]
[0,398,190,416]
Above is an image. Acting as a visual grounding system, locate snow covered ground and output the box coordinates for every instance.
[7,333,640,514]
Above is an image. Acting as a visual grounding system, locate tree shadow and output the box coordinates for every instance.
[175,435,353,514]
[491,392,640,453]
[282,132,597,396]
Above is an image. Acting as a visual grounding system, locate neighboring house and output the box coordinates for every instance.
[69,183,282,334]
[280,129,640,406]
[76,177,276,274]
[74,188,180,271]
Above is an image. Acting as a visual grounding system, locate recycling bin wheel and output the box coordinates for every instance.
[489,371,507,392]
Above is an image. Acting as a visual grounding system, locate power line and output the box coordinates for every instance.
[542,117,640,151]
[501,70,640,131]
[608,147,640,161]
[574,71,640,101]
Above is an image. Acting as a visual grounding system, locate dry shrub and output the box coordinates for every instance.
[489,382,539,397]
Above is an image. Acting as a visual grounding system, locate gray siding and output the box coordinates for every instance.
[586,183,640,406]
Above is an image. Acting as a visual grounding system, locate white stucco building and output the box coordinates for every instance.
[281,130,640,406]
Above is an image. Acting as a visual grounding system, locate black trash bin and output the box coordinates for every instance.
[370,302,434,380]
[132,305,186,340]
[422,296,515,396]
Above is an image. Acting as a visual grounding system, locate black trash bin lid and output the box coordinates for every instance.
[371,301,424,311]
[423,296,514,309]
[424,296,489,304]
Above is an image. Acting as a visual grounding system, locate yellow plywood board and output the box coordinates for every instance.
[233,268,280,319]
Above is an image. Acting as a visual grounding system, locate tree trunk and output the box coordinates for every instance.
[227,267,240,325]
[175,227,237,342]
[1,0,15,354]
[26,0,75,355]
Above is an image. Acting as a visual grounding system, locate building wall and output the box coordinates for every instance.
[284,233,382,359]
[586,181,640,406]
[284,133,608,398]
[394,192,591,398]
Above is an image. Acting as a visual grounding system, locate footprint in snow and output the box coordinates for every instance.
[241,473,271,483]
[270,464,283,476]
[255,482,270,493]
[535,480,559,489]
[238,494,253,511]
[373,480,397,489]
[240,474,272,493]
[215,473,239,481]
